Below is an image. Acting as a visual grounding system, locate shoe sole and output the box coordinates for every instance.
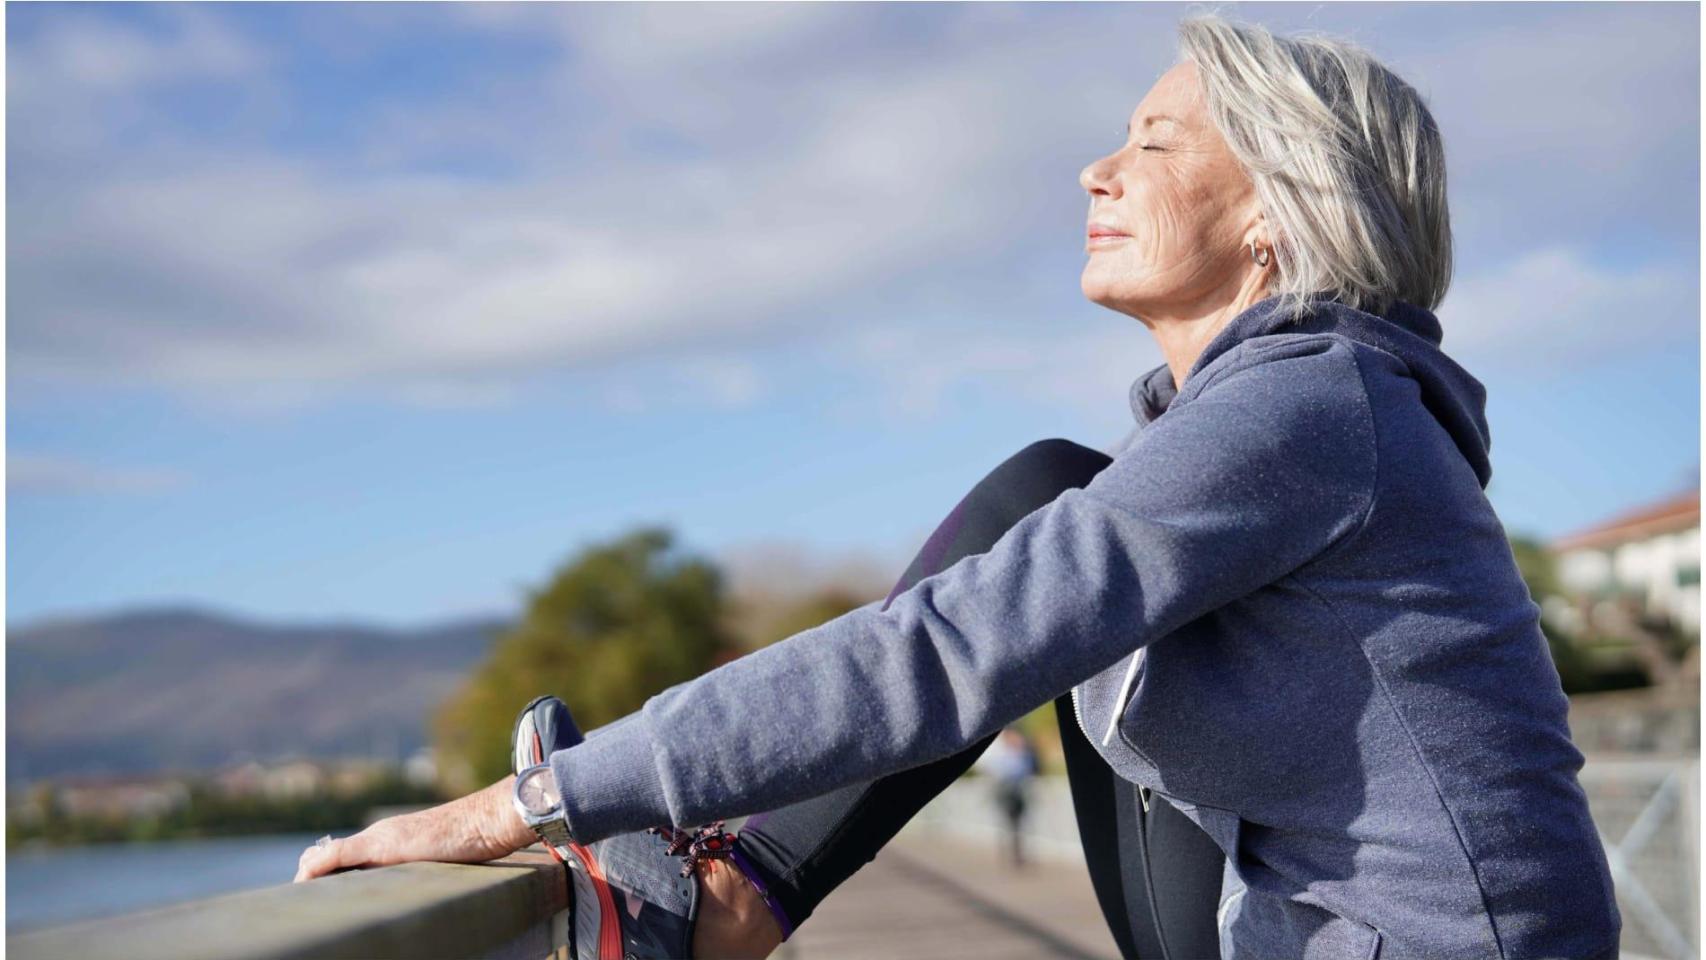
[514,695,624,960]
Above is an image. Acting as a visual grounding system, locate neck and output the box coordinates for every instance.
[1137,275,1271,390]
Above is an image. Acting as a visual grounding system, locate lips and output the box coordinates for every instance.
[1087,222,1130,239]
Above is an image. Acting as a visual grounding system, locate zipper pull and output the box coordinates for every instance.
[1140,785,1150,813]
[1100,648,1146,746]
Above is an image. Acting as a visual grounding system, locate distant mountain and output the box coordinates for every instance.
[6,606,510,785]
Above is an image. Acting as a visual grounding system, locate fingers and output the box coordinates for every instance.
[293,841,330,883]
[293,834,366,883]
[289,802,507,884]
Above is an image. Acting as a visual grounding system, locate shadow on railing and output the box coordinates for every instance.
[7,846,570,960]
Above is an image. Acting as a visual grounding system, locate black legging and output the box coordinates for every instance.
[732,438,1227,960]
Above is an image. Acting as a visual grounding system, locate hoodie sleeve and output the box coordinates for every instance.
[549,336,1378,844]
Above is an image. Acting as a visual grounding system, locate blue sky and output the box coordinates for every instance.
[7,2,1701,628]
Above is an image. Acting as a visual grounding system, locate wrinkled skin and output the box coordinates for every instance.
[293,774,530,883]
[1079,59,1276,389]
[292,773,781,957]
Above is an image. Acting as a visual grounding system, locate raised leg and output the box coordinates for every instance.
[719,439,1201,948]
[731,439,1116,932]
[717,437,1226,959]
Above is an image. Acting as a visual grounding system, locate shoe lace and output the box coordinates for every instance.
[648,821,799,942]
[645,821,737,879]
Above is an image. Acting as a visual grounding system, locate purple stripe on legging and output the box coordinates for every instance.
[884,495,970,610]
[728,837,798,941]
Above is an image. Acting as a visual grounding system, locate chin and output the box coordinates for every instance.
[1080,268,1135,310]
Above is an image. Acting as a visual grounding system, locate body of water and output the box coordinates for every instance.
[8,831,327,934]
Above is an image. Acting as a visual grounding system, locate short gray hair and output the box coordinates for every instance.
[1177,13,1452,322]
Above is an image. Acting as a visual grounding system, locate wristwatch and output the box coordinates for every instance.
[512,763,575,855]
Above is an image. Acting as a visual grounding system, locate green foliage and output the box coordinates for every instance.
[8,771,443,847]
[1508,536,1560,599]
[435,527,738,789]
[1508,534,1594,693]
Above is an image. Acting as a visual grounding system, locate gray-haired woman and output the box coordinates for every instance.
[297,14,1622,960]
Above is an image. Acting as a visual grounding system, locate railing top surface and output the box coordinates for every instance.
[8,847,568,960]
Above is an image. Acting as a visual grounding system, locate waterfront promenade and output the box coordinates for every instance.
[11,742,1696,959]
[770,829,1120,960]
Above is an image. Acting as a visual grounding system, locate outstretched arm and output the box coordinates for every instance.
[552,339,1377,845]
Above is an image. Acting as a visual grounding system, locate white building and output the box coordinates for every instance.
[1550,488,1700,638]
[404,746,438,788]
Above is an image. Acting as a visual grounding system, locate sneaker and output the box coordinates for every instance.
[512,694,701,960]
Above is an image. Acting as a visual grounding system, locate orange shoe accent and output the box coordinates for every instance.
[568,841,624,960]
[530,723,619,958]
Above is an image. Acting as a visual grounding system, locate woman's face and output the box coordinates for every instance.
[1079,60,1265,319]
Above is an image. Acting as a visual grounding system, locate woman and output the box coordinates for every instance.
[296,14,1623,960]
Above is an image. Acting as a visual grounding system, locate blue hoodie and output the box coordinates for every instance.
[550,292,1622,960]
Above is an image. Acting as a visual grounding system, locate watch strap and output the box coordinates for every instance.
[533,813,574,851]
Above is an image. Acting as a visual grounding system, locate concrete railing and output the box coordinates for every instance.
[7,846,571,960]
[1580,755,1701,960]
[1569,686,1700,755]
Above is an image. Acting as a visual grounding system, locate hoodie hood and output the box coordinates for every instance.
[1127,292,1493,488]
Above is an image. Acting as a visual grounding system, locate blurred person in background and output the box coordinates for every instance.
[297,13,1622,960]
[976,726,1040,869]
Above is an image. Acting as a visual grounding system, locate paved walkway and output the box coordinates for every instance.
[765,829,1121,960]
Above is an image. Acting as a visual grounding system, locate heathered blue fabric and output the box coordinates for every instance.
[550,292,1621,959]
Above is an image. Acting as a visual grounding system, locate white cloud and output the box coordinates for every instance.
[825,241,1699,427]
[1438,246,1697,374]
[583,354,767,416]
[832,313,1154,426]
[13,5,260,92]
[1371,4,1699,257]
[9,5,1149,410]
[682,357,766,409]
[558,4,857,74]
[8,455,191,495]
[6,3,1695,418]
[7,6,268,161]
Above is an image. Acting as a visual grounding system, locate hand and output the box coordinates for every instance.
[293,773,539,883]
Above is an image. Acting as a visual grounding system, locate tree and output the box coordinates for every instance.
[433,527,738,790]
[1508,534,1593,694]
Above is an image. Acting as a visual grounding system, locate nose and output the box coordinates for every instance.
[1080,152,1120,198]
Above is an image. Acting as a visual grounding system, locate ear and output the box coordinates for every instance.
[1245,210,1269,250]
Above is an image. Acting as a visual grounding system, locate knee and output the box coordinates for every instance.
[955,438,1113,531]
[990,438,1113,491]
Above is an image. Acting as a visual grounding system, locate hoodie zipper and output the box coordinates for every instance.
[1074,661,1162,950]
[1070,682,1094,742]
[1069,647,1148,748]
[1069,686,1152,815]
[1102,648,1147,746]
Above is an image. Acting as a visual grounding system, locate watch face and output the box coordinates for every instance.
[516,766,561,816]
